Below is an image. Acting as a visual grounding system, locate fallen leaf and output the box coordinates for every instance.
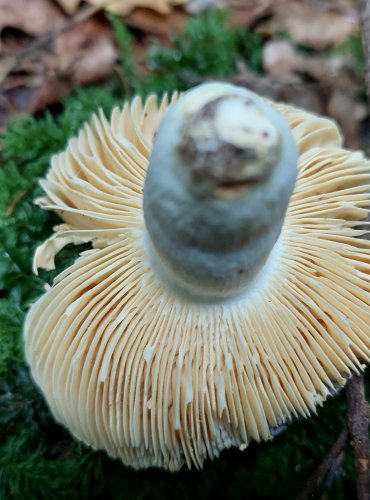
[87,0,187,16]
[263,39,302,81]
[327,89,366,149]
[0,1,116,123]
[228,70,325,116]
[0,0,65,37]
[259,1,359,49]
[124,0,271,40]
[262,37,366,148]
[187,0,274,27]
[55,0,81,15]
[232,68,365,148]
[124,7,185,37]
[55,0,190,17]
[51,17,117,85]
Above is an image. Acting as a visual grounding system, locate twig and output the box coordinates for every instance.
[6,189,29,216]
[324,450,346,489]
[295,428,349,500]
[360,0,370,105]
[346,375,370,500]
[113,65,132,96]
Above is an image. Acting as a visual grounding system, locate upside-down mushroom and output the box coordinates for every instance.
[24,82,370,471]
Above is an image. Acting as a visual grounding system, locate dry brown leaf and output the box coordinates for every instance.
[124,7,185,37]
[87,0,187,16]
[51,17,116,85]
[327,89,366,149]
[0,0,66,36]
[54,0,81,15]
[54,0,188,16]
[231,68,365,149]
[187,0,274,27]
[263,40,303,81]
[259,1,359,49]
[0,0,116,123]
[261,37,366,148]
[227,70,326,117]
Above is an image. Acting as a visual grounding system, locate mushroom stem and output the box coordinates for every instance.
[143,82,297,300]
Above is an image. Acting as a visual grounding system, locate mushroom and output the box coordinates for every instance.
[24,82,370,471]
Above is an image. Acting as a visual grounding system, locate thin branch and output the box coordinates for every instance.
[295,428,349,500]
[346,375,370,500]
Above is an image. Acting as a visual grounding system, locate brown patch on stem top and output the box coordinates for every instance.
[176,95,277,194]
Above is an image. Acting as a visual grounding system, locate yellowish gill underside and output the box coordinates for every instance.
[24,94,370,470]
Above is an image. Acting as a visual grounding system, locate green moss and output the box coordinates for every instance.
[109,13,140,94]
[0,9,367,500]
[142,10,262,95]
[335,34,365,72]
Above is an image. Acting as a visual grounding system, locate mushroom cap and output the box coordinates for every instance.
[24,86,370,471]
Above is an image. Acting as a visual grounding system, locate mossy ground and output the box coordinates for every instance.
[0,10,368,500]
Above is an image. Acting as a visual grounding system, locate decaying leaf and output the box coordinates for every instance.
[51,17,116,85]
[87,0,188,16]
[55,0,81,15]
[124,7,185,37]
[187,0,269,13]
[263,39,302,81]
[123,0,271,40]
[259,1,359,49]
[0,0,65,37]
[55,0,189,17]
[187,0,273,27]
[262,38,366,148]
[0,0,116,124]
